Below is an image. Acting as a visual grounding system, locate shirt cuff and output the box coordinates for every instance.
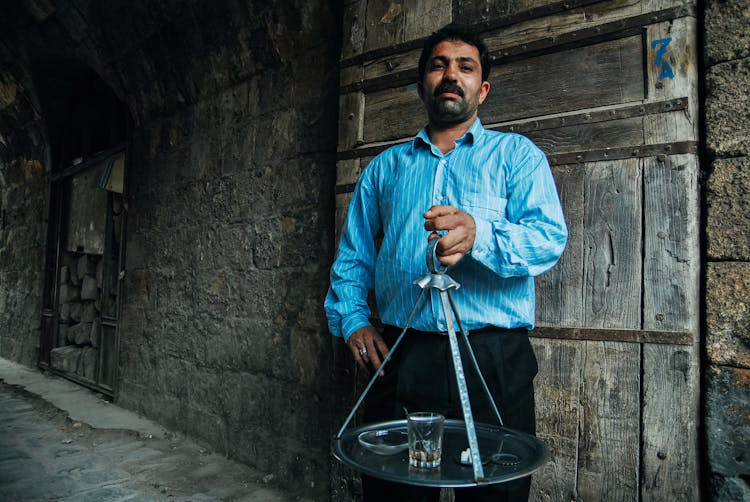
[342,315,372,342]
[470,215,494,262]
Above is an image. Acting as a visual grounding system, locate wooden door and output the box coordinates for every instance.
[335,1,700,499]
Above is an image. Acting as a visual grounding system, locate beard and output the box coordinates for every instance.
[424,81,479,126]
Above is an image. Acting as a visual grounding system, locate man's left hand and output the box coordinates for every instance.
[423,205,476,266]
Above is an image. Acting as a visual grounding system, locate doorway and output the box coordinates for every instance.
[37,59,130,397]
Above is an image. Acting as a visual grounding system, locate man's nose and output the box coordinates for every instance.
[444,62,459,79]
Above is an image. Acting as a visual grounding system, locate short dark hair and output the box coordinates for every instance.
[418,23,491,83]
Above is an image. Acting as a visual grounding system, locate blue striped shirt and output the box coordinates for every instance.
[325,118,567,340]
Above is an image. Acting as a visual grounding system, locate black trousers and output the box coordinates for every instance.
[362,325,538,502]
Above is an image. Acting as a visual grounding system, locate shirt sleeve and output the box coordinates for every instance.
[469,137,568,278]
[324,162,382,340]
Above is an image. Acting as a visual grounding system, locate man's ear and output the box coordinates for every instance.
[478,81,490,105]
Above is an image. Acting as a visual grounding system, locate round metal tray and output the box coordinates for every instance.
[332,419,549,488]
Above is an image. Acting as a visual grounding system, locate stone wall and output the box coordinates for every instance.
[704,0,750,499]
[0,24,49,366]
[0,1,340,497]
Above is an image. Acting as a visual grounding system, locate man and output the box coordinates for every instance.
[325,23,567,501]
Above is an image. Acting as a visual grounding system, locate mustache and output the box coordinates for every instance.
[434,81,464,98]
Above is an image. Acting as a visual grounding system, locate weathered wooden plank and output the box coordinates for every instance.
[363,49,420,85]
[643,154,699,332]
[641,153,700,500]
[485,35,644,124]
[641,344,699,501]
[577,341,640,500]
[537,164,584,327]
[337,156,374,190]
[643,17,699,144]
[363,83,424,143]
[531,326,693,345]
[365,0,406,53]
[341,0,367,60]
[526,116,644,156]
[340,64,364,90]
[405,0,451,40]
[363,36,644,143]
[338,99,686,161]
[335,192,353,247]
[336,159,361,187]
[641,0,696,15]
[547,141,697,165]
[495,98,687,134]
[583,159,642,329]
[530,338,582,502]
[338,92,365,151]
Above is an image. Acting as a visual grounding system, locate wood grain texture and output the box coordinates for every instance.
[643,18,699,144]
[362,36,644,142]
[341,0,367,60]
[525,116,644,156]
[576,341,640,501]
[641,153,699,501]
[338,92,365,151]
[405,0,451,39]
[335,192,353,247]
[583,159,642,329]
[365,0,406,52]
[530,338,583,502]
[536,164,584,327]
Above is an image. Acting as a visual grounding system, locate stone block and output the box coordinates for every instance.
[59,265,70,284]
[81,301,98,323]
[90,319,100,348]
[81,275,98,300]
[706,365,750,477]
[709,474,750,502]
[79,346,98,381]
[59,302,71,322]
[50,345,81,373]
[707,157,750,260]
[68,322,92,346]
[704,0,750,66]
[706,262,750,367]
[57,324,69,347]
[69,301,82,323]
[706,59,750,157]
[96,259,103,288]
[59,284,80,303]
[77,254,96,280]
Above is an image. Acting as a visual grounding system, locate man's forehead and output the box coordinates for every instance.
[429,39,480,60]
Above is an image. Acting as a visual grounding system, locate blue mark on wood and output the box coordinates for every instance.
[651,38,675,80]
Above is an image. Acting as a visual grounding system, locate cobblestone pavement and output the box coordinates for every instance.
[0,375,314,502]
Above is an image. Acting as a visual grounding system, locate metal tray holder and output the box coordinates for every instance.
[332,238,550,487]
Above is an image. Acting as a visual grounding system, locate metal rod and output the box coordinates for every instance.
[448,292,504,427]
[439,290,485,482]
[335,289,426,439]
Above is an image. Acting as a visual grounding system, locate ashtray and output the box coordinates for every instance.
[357,429,409,455]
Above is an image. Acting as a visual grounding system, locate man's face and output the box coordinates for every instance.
[418,39,490,127]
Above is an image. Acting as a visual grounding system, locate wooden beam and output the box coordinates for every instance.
[339,0,608,68]
[339,6,696,96]
[336,98,689,161]
[531,326,693,345]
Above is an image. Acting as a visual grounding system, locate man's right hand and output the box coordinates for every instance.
[347,325,390,375]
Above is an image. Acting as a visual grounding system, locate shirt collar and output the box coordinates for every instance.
[412,117,485,154]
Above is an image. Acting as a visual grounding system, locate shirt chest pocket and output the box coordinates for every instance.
[464,196,508,223]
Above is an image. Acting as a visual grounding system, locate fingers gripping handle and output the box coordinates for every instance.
[427,236,448,274]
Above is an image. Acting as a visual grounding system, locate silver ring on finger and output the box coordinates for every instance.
[359,347,368,357]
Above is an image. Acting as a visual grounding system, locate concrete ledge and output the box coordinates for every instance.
[0,357,165,438]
